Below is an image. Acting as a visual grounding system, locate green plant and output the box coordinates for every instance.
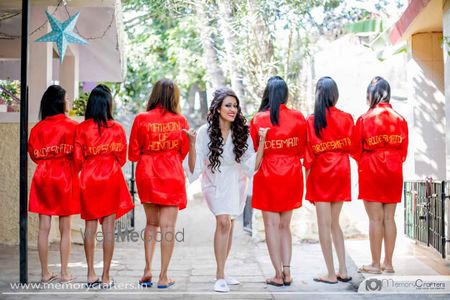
[443,36,450,57]
[69,92,89,116]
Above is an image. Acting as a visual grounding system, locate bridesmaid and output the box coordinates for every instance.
[129,79,191,289]
[184,88,268,292]
[353,76,408,274]
[304,77,353,284]
[250,76,307,286]
[28,85,80,283]
[74,84,134,288]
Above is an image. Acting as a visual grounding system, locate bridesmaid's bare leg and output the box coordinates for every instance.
[101,214,116,284]
[382,204,397,272]
[363,201,383,272]
[84,219,98,283]
[38,215,52,282]
[58,216,72,281]
[262,211,283,285]
[214,215,232,279]
[158,205,178,286]
[279,210,293,283]
[330,202,348,279]
[142,203,160,283]
[315,203,336,282]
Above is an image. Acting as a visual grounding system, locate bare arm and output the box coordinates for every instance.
[255,128,269,171]
[183,128,197,173]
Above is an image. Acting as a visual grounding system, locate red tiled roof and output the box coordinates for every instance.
[389,0,432,44]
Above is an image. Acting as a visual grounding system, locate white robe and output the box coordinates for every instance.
[184,124,256,217]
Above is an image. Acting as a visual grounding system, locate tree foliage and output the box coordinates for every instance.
[118,0,405,124]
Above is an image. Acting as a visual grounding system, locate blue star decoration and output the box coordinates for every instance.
[35,11,88,64]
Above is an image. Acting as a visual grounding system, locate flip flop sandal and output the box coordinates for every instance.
[85,278,102,288]
[139,280,153,288]
[60,276,75,284]
[337,275,352,282]
[313,277,338,284]
[41,273,58,284]
[157,280,175,289]
[265,279,284,287]
[282,266,293,286]
[357,265,382,274]
[101,279,115,289]
[381,266,395,273]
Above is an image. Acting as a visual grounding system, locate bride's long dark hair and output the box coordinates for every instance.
[207,88,249,173]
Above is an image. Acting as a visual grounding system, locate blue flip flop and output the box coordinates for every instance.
[157,281,175,289]
[139,280,153,288]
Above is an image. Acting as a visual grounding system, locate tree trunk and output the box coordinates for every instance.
[195,0,226,90]
[242,0,276,104]
[217,0,247,111]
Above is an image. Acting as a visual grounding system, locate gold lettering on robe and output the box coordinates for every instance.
[146,122,181,133]
[311,137,352,154]
[365,135,403,147]
[87,142,124,156]
[145,121,182,152]
[34,144,73,158]
[264,137,299,150]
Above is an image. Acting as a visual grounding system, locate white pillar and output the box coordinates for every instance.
[408,32,445,180]
[28,6,53,123]
[442,0,450,259]
[444,0,450,181]
[59,46,79,105]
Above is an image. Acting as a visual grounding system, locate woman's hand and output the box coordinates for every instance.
[255,127,269,171]
[183,128,197,145]
[258,127,270,144]
[182,128,197,173]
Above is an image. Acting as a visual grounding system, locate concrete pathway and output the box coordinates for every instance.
[1,187,449,299]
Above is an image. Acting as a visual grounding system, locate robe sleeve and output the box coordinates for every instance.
[128,115,141,162]
[241,134,257,177]
[183,125,207,183]
[28,127,40,163]
[115,125,127,167]
[249,117,259,151]
[303,125,315,170]
[179,117,190,160]
[73,126,84,172]
[296,114,307,159]
[351,117,363,161]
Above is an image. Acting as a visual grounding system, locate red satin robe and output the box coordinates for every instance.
[353,103,408,203]
[304,107,354,202]
[128,107,189,209]
[74,119,134,221]
[250,104,307,212]
[28,114,80,216]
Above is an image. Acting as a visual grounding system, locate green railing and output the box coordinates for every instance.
[404,179,448,258]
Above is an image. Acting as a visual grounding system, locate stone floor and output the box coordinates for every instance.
[1,189,449,299]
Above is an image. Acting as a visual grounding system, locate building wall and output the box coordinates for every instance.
[0,123,59,246]
[443,0,450,257]
[408,32,446,180]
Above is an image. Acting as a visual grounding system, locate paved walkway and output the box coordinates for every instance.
[1,189,449,299]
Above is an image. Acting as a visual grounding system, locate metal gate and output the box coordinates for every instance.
[404,179,448,258]
[115,162,136,234]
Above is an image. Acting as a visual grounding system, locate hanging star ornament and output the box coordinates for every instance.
[35,11,88,63]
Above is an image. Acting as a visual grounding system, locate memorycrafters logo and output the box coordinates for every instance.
[359,276,450,293]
